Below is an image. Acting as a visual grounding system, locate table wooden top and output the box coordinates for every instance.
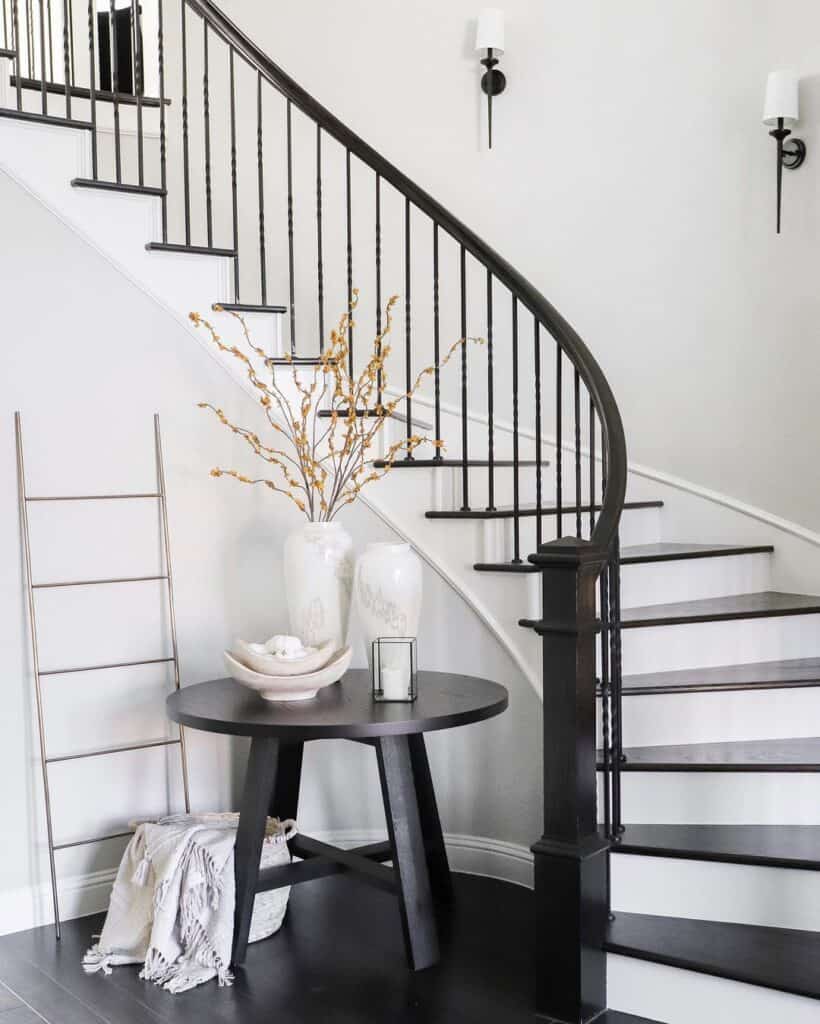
[166,671,508,740]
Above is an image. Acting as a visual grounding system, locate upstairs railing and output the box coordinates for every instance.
[0,1,628,1015]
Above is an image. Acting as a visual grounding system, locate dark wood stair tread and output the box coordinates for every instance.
[605,912,820,1000]
[0,47,15,59]
[474,561,540,573]
[426,499,663,520]
[10,74,169,107]
[214,302,286,314]
[598,736,820,772]
[612,824,820,870]
[620,657,820,695]
[318,408,435,429]
[72,178,166,197]
[477,541,774,575]
[146,242,236,257]
[0,107,92,130]
[372,458,542,469]
[620,542,773,564]
[269,356,325,366]
[622,591,820,628]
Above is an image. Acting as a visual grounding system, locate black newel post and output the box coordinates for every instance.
[530,536,609,1023]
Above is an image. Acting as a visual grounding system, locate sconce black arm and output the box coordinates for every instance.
[769,116,807,234]
[480,47,506,149]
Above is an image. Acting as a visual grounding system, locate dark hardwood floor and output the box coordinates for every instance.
[0,979,42,1023]
[0,874,663,1024]
[0,874,536,1024]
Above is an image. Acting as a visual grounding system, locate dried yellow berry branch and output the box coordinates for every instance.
[193,293,483,522]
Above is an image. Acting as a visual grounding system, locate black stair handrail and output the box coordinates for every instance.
[185,0,627,556]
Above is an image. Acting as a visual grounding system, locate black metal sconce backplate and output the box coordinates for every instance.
[480,66,507,97]
[782,137,807,170]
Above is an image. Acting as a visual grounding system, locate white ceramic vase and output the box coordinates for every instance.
[283,521,354,650]
[354,542,423,677]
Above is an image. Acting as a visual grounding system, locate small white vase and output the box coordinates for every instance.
[283,521,354,650]
[354,542,423,676]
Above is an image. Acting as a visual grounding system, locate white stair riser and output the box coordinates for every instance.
[602,773,820,825]
[620,551,772,607]
[608,954,819,1024]
[612,853,820,932]
[620,613,820,676]
[601,686,820,748]
[19,100,164,188]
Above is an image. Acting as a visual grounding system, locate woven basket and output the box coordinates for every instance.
[191,812,296,943]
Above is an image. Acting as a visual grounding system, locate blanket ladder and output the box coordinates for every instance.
[15,412,191,938]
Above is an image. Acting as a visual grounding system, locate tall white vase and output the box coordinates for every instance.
[354,542,423,675]
[283,522,354,650]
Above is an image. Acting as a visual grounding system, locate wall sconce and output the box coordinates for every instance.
[763,70,806,234]
[475,8,506,149]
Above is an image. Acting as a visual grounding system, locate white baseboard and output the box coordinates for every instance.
[315,829,535,890]
[0,832,533,937]
[0,866,117,937]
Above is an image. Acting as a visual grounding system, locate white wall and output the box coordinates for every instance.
[217,0,820,532]
[0,169,539,931]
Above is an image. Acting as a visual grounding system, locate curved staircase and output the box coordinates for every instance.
[2,2,820,1021]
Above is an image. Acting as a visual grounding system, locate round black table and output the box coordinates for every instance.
[167,671,508,972]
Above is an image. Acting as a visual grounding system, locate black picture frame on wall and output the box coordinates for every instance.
[97,5,137,94]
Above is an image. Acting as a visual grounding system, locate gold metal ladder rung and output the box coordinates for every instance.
[53,829,136,851]
[32,575,169,589]
[26,493,162,502]
[46,737,181,764]
[40,656,175,677]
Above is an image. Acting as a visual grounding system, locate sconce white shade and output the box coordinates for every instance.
[475,8,505,55]
[763,70,800,127]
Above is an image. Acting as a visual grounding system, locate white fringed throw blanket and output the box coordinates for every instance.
[83,815,237,993]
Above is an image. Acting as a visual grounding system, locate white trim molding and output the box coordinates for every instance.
[0,833,533,936]
[0,867,117,937]
[315,830,534,890]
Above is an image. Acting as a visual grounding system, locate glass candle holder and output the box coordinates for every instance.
[371,637,418,702]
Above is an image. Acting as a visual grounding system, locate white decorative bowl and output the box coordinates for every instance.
[232,638,335,678]
[224,646,352,701]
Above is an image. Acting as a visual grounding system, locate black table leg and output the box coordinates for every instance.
[269,740,303,822]
[407,733,452,905]
[232,736,279,965]
[376,735,440,971]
